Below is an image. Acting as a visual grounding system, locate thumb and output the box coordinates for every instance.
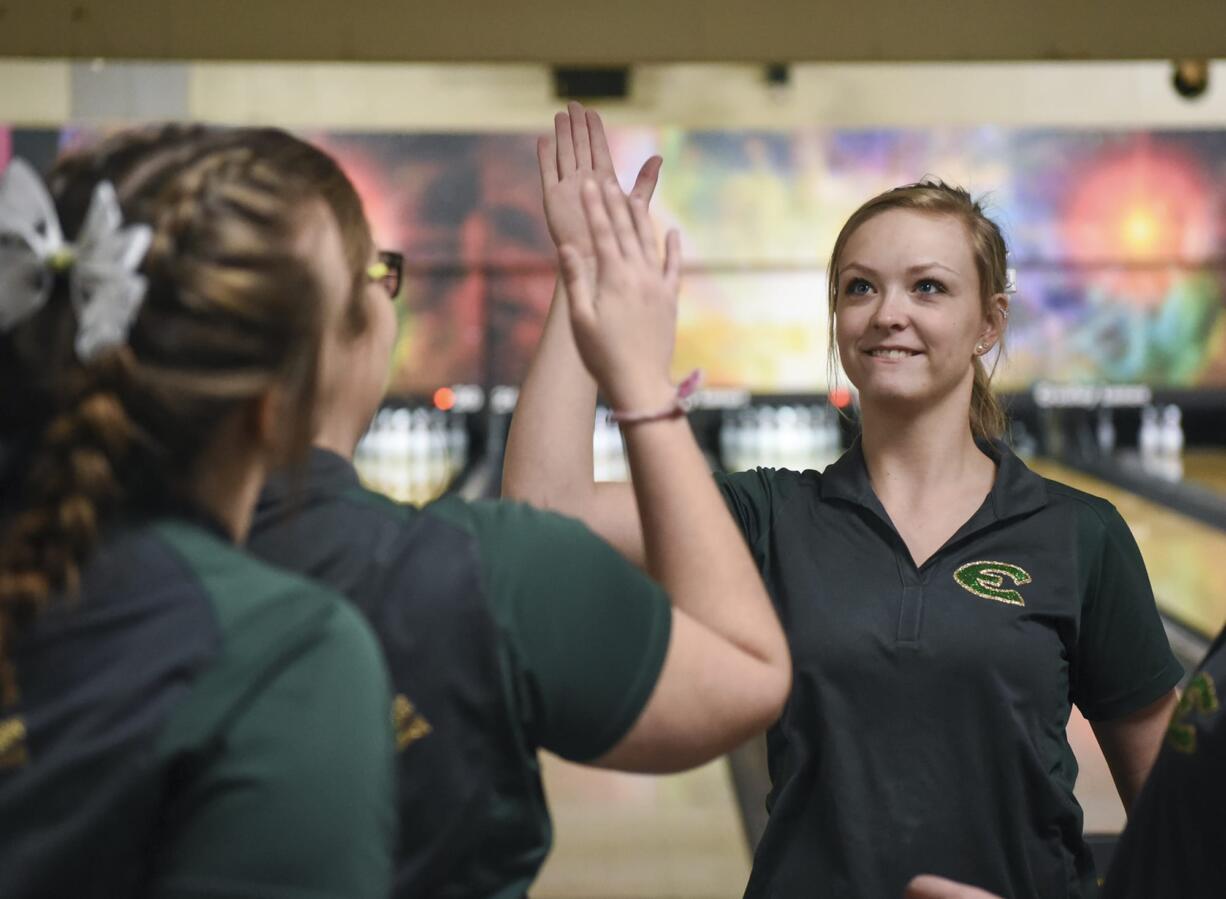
[630,156,663,207]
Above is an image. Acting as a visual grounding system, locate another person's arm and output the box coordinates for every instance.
[457,498,788,773]
[500,146,790,770]
[502,102,650,566]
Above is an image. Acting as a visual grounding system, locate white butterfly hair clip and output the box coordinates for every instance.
[0,157,153,361]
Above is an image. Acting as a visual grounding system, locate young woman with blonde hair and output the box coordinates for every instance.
[505,104,1182,898]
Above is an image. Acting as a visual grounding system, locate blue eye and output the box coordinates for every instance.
[915,278,946,295]
[844,277,873,296]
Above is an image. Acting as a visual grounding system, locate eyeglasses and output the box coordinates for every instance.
[366,250,404,299]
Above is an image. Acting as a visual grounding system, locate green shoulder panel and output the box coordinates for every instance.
[148,520,395,898]
[150,520,369,753]
[434,498,672,762]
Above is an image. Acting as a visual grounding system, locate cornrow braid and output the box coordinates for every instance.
[0,126,326,706]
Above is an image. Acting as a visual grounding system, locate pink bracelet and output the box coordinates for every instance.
[608,370,703,426]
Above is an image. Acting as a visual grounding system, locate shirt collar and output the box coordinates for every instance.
[259,446,360,509]
[820,434,1048,525]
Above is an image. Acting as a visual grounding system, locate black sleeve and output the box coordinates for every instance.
[1073,503,1184,721]
[714,468,777,568]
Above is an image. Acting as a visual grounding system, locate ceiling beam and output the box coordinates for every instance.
[1,1,1224,64]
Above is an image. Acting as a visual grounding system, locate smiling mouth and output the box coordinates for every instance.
[865,348,922,359]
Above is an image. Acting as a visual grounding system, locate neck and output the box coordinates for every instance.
[312,419,361,461]
[312,402,367,462]
[188,426,267,544]
[858,384,991,498]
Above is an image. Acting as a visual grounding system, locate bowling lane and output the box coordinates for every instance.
[1029,458,1226,639]
[1029,457,1226,836]
[1180,448,1226,497]
[533,754,751,899]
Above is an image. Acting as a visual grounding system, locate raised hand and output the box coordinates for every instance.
[539,101,662,262]
[558,179,682,411]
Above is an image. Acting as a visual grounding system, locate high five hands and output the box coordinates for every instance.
[538,101,662,266]
[540,102,683,412]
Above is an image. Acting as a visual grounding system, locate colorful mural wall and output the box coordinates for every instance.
[6,126,1225,395]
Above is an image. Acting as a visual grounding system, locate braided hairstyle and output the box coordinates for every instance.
[0,126,328,704]
[270,137,374,337]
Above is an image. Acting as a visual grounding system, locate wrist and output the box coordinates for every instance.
[607,370,702,425]
[607,378,675,414]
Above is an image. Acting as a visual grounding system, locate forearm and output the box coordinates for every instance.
[502,278,598,514]
[622,413,788,669]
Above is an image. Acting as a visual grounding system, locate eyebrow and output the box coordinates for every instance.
[841,261,961,278]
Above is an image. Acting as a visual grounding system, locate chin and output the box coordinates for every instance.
[863,388,930,410]
[852,374,936,410]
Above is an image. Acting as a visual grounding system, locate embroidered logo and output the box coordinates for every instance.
[392,694,432,751]
[0,716,28,769]
[953,561,1032,607]
[1166,672,1220,755]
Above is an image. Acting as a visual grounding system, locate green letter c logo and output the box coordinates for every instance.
[954,561,1032,607]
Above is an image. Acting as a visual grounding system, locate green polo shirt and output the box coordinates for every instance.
[718,438,1182,899]
[249,448,673,899]
[0,516,396,898]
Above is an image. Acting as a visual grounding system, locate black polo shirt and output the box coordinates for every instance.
[0,516,395,898]
[717,438,1182,899]
[1101,623,1226,898]
[248,448,672,899]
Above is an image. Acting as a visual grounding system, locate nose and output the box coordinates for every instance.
[869,287,908,332]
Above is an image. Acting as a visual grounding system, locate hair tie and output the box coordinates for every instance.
[0,158,152,361]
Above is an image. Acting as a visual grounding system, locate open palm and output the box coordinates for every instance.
[558,179,682,410]
[539,102,661,261]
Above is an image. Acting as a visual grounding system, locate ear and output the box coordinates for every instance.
[242,387,288,458]
[976,293,1009,354]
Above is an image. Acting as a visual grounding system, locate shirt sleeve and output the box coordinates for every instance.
[1072,502,1185,722]
[454,499,672,763]
[714,468,777,568]
[150,601,396,899]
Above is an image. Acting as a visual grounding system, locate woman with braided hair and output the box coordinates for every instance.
[0,128,394,898]
[243,126,791,896]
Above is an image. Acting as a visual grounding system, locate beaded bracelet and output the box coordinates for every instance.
[608,370,703,426]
